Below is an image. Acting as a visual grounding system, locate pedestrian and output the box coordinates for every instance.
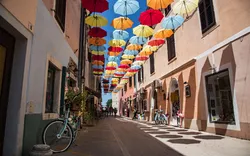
[114,108,117,117]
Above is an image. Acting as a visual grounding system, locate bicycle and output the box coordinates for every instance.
[42,94,90,153]
[154,110,168,125]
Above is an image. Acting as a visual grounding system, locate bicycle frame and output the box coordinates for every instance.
[57,104,71,138]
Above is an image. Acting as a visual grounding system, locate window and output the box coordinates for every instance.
[199,0,216,33]
[143,100,147,111]
[164,4,171,16]
[205,69,235,125]
[141,66,144,81]
[138,69,141,82]
[150,54,155,74]
[55,0,66,31]
[46,63,57,113]
[133,75,136,87]
[167,34,176,61]
[88,52,92,62]
[124,83,127,92]
[129,77,132,87]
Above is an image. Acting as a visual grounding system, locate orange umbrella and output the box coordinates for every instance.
[120,59,132,65]
[111,17,133,30]
[126,44,142,50]
[154,29,173,39]
[88,37,106,46]
[92,60,104,65]
[108,51,121,56]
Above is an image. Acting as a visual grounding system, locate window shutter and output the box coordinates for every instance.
[60,66,67,115]
[199,0,216,33]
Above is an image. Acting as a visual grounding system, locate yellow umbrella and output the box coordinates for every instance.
[139,50,153,56]
[88,37,106,46]
[120,59,132,65]
[91,51,105,55]
[125,72,136,77]
[93,71,103,74]
[142,45,158,52]
[105,70,115,74]
[106,61,118,67]
[85,15,108,27]
[116,68,127,72]
[111,17,133,30]
[108,39,126,47]
[132,60,145,66]
[92,60,104,65]
[133,25,154,37]
[173,0,199,16]
[126,44,142,50]
[147,0,173,10]
[154,29,173,39]
[122,54,135,59]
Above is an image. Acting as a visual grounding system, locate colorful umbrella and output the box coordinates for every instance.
[92,55,105,61]
[139,9,164,26]
[81,0,109,13]
[88,27,107,37]
[154,29,173,39]
[173,0,199,16]
[93,71,103,74]
[127,69,138,72]
[118,64,130,69]
[133,25,154,37]
[142,45,158,52]
[129,36,147,45]
[105,66,116,70]
[116,68,127,72]
[148,39,165,46]
[130,65,141,70]
[92,60,104,65]
[108,56,118,62]
[120,59,133,65]
[90,45,106,51]
[111,17,133,30]
[108,46,123,52]
[139,50,153,56]
[102,79,109,83]
[114,0,140,16]
[88,37,106,46]
[85,15,108,27]
[108,39,126,46]
[105,70,115,75]
[108,51,121,56]
[136,56,149,61]
[132,60,144,66]
[92,65,103,69]
[106,61,118,67]
[122,54,135,59]
[91,51,105,55]
[93,69,104,72]
[113,30,129,40]
[114,73,125,77]
[126,44,142,50]
[124,49,138,55]
[161,15,184,30]
[147,0,173,10]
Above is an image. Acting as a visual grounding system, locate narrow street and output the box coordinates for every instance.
[56,117,250,156]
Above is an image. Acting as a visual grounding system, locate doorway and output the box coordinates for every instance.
[0,28,15,154]
[169,78,180,126]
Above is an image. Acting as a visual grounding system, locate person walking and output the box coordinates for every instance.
[114,108,117,117]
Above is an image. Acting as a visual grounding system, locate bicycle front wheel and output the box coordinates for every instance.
[42,120,73,153]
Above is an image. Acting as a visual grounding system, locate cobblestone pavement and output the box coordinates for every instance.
[55,117,250,156]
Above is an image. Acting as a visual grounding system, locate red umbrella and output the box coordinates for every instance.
[92,55,105,61]
[136,56,148,61]
[88,27,107,37]
[111,84,117,87]
[102,79,109,83]
[148,39,165,46]
[105,66,116,70]
[81,0,108,13]
[114,73,124,77]
[108,46,123,52]
[127,69,138,72]
[139,9,164,26]
[93,69,104,72]
[118,64,130,69]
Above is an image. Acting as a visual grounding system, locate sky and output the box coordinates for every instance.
[100,0,147,106]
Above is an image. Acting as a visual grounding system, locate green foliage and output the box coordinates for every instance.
[106,99,112,107]
[65,88,88,112]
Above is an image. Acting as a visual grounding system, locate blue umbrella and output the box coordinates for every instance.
[123,49,138,55]
[90,45,106,51]
[92,65,103,69]
[129,36,147,44]
[108,56,119,62]
[114,0,140,16]
[130,65,141,70]
[161,15,184,30]
[113,30,129,40]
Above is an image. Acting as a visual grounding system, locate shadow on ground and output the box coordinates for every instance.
[156,135,183,139]
[168,139,201,144]
[194,135,224,140]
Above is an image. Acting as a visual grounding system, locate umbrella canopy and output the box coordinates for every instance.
[139,50,153,56]
[154,29,173,39]
[139,9,164,26]
[92,55,105,61]
[126,44,142,50]
[105,66,116,70]
[102,79,110,83]
[108,46,123,52]
[85,15,108,27]
[88,27,107,37]
[91,51,105,55]
[123,49,138,55]
[147,0,173,10]
[105,70,115,75]
[106,61,118,67]
[161,15,184,30]
[127,69,138,72]
[130,65,141,70]
[90,45,106,51]
[108,51,121,56]
[122,54,135,59]
[173,0,199,16]
[132,60,144,65]
[114,0,140,16]
[108,39,126,46]
[148,39,165,46]
[114,73,125,77]
[136,56,149,61]
[111,17,133,30]
[116,68,127,72]
[108,56,118,62]
[93,69,104,72]
[92,65,104,69]
[133,25,154,37]
[120,59,133,65]
[113,30,129,40]
[81,0,109,13]
[142,45,158,52]
[93,71,103,74]
[88,37,106,46]
[118,64,130,69]
[92,60,104,65]
[129,36,147,44]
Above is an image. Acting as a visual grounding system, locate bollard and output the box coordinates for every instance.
[29,144,53,156]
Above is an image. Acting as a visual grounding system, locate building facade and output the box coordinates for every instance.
[0,0,100,155]
[122,0,250,140]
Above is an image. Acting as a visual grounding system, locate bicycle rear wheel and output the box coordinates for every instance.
[42,120,73,153]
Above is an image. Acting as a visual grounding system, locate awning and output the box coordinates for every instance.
[84,86,101,98]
